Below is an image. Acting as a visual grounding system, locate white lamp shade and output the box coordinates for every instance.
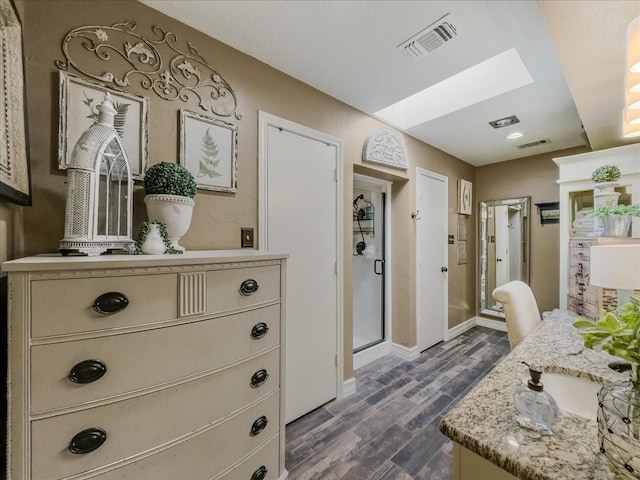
[590,245,640,290]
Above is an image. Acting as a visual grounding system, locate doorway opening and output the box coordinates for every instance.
[353,174,392,369]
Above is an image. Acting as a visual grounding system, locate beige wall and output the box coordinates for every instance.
[475,146,589,315]
[5,0,479,380]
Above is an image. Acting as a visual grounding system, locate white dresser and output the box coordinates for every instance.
[2,250,288,480]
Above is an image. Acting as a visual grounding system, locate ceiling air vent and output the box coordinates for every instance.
[517,139,551,149]
[398,14,459,61]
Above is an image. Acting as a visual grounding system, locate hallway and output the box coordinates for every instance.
[285,326,510,479]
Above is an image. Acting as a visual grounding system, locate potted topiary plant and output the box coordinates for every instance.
[588,204,640,237]
[143,162,197,252]
[573,295,640,475]
[592,165,622,210]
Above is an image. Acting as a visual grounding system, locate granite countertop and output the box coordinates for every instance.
[439,310,628,480]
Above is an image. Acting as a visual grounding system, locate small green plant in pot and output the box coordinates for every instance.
[574,296,640,476]
[143,162,197,252]
[592,165,622,184]
[588,204,640,237]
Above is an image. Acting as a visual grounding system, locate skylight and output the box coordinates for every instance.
[375,48,534,129]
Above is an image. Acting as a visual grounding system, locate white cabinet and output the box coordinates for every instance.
[554,143,640,310]
[3,251,288,480]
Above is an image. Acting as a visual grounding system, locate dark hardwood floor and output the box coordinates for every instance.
[285,326,510,480]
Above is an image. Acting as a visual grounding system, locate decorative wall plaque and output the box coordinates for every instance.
[362,127,408,170]
[56,21,242,120]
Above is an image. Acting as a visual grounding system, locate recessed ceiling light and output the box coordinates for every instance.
[490,115,520,129]
[507,132,524,139]
[374,48,534,129]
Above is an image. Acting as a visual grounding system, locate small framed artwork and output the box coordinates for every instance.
[179,109,238,194]
[458,240,468,265]
[0,0,31,205]
[58,71,149,180]
[458,215,468,241]
[458,179,472,215]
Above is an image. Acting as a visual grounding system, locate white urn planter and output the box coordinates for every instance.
[144,194,194,252]
[594,181,621,209]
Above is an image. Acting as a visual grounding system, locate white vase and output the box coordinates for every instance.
[594,182,621,209]
[144,194,195,252]
[140,223,166,255]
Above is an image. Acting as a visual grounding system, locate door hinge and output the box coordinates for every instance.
[334,169,338,181]
[335,262,338,274]
[335,353,338,366]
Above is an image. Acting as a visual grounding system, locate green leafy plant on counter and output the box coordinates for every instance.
[574,295,640,365]
[144,162,197,199]
[592,165,622,184]
[134,220,182,255]
[588,204,640,218]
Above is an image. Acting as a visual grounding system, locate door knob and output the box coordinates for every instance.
[441,266,448,273]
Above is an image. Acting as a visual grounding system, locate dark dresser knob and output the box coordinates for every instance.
[250,322,269,340]
[68,427,107,454]
[250,369,269,388]
[251,466,268,480]
[68,359,107,384]
[93,292,129,315]
[239,279,259,296]
[250,416,268,436]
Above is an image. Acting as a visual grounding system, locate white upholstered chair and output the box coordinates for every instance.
[492,280,541,349]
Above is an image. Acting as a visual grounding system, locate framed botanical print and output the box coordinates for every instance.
[58,71,149,180]
[179,109,238,194]
[0,0,31,205]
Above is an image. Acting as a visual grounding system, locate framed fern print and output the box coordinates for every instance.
[58,71,149,180]
[179,109,238,194]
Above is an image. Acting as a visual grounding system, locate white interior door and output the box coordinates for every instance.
[260,114,341,423]
[417,169,448,352]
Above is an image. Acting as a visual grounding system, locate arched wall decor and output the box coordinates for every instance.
[55,21,242,120]
[362,127,408,170]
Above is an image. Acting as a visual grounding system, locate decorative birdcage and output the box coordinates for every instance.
[60,93,134,256]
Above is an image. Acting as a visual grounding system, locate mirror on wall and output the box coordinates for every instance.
[479,197,531,318]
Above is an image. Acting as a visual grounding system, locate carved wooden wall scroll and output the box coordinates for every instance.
[362,127,408,170]
[56,21,242,120]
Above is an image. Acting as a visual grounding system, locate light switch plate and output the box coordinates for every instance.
[241,227,254,248]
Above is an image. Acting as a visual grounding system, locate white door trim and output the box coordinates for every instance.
[415,167,448,352]
[257,111,346,399]
[352,173,393,371]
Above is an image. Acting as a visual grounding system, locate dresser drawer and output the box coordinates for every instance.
[207,265,280,314]
[217,434,280,480]
[569,250,590,268]
[54,393,281,480]
[31,357,280,480]
[31,274,178,338]
[31,304,280,413]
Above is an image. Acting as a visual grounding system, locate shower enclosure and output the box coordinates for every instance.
[352,180,386,353]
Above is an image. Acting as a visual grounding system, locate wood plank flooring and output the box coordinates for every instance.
[285,326,510,480]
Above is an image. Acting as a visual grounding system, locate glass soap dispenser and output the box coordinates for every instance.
[513,362,559,435]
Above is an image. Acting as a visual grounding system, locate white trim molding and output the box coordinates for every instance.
[445,317,477,340]
[342,377,357,399]
[475,316,508,332]
[354,341,392,371]
[392,342,420,361]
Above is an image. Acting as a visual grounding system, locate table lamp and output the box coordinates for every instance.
[590,244,640,307]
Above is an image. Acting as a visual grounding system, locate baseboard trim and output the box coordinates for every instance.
[391,342,420,361]
[342,376,357,398]
[445,317,477,340]
[475,316,508,332]
[354,341,392,370]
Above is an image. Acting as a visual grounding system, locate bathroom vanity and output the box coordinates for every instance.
[440,310,626,480]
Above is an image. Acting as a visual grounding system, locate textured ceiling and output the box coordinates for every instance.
[141,0,639,165]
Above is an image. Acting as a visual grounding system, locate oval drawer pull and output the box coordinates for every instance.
[251,466,268,480]
[68,427,107,454]
[250,416,268,436]
[250,369,269,388]
[93,292,129,315]
[68,359,107,384]
[250,322,269,340]
[239,279,259,296]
